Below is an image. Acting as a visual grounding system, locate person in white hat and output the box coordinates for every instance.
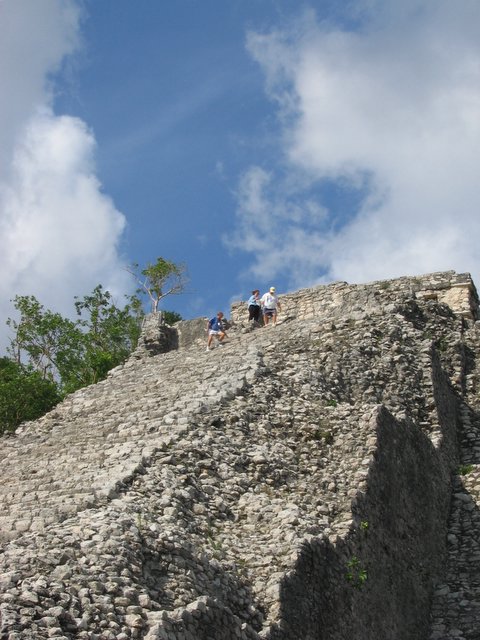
[260,286,281,326]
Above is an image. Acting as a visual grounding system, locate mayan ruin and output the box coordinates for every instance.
[1,270,480,640]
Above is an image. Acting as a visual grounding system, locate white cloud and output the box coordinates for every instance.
[0,0,130,349]
[231,1,480,290]
[227,166,329,286]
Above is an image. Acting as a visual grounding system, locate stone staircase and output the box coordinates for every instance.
[1,271,480,640]
[0,331,262,543]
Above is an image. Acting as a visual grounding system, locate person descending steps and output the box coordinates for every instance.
[206,311,228,351]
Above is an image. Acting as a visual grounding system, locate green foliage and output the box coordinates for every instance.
[325,399,338,408]
[7,286,144,397]
[346,556,368,589]
[458,464,474,476]
[127,257,188,313]
[0,358,60,434]
[7,295,83,386]
[163,310,183,326]
[71,285,143,392]
[436,337,449,353]
[3,274,184,432]
[314,429,334,444]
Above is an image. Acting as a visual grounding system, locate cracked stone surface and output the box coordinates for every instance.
[0,270,479,640]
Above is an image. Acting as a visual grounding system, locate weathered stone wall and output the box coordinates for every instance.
[131,313,178,358]
[132,315,215,357]
[175,318,208,350]
[0,270,479,639]
[270,354,459,640]
[231,271,479,326]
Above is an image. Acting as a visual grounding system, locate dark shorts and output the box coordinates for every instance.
[263,308,276,317]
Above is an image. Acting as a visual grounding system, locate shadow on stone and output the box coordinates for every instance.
[271,406,454,640]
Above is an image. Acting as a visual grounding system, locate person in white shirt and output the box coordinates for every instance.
[260,286,282,326]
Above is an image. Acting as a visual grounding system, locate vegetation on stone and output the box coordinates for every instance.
[0,271,479,638]
[2,268,184,432]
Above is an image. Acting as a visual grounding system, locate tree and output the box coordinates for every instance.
[7,286,144,395]
[163,310,183,326]
[0,358,60,435]
[72,285,143,391]
[7,295,82,384]
[2,286,145,432]
[127,257,188,313]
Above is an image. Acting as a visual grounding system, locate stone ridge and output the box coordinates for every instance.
[0,270,479,639]
[231,270,479,325]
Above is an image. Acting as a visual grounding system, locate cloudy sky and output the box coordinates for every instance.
[1,0,479,348]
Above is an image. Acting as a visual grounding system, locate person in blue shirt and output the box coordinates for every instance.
[206,311,227,351]
[248,289,261,324]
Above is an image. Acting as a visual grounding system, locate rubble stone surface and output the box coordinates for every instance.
[0,270,479,639]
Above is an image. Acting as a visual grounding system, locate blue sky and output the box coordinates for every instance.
[1,0,480,347]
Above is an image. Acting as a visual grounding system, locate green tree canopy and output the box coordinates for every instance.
[3,278,184,433]
[7,286,144,395]
[163,310,183,326]
[0,358,60,435]
[72,285,143,391]
[7,295,82,384]
[127,257,188,313]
